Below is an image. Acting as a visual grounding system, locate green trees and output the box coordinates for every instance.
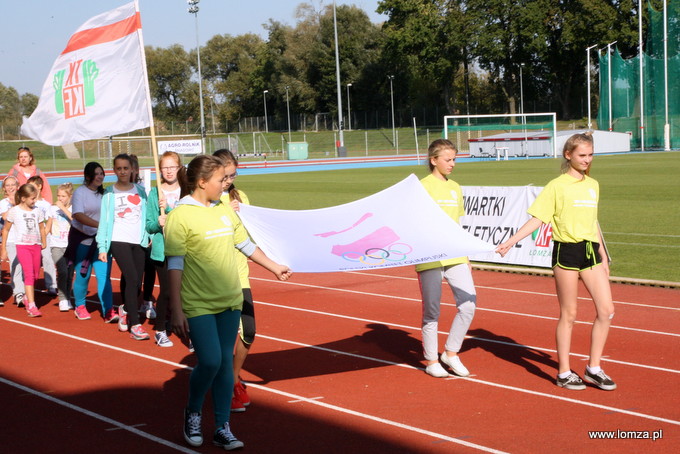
[3,0,648,137]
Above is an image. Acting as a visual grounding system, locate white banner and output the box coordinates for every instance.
[461,186,553,267]
[238,175,495,273]
[21,2,149,146]
[158,139,203,155]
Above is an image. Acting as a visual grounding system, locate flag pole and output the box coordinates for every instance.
[134,0,162,195]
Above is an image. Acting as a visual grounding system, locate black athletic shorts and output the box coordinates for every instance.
[552,240,602,271]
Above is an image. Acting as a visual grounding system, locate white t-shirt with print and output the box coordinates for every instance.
[162,187,181,212]
[0,198,17,243]
[71,185,103,243]
[7,206,44,246]
[49,205,72,248]
[111,185,142,244]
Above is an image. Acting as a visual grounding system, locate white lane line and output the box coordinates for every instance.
[250,280,680,337]
[255,334,680,427]
[0,317,502,453]
[253,301,680,375]
[0,376,198,453]
[2,316,679,439]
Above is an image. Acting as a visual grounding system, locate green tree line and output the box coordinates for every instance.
[2,0,648,138]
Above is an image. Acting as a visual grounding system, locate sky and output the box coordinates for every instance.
[0,0,386,96]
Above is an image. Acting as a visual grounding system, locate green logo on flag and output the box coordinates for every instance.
[54,59,99,119]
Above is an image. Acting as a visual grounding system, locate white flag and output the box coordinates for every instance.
[237,174,495,273]
[21,2,150,146]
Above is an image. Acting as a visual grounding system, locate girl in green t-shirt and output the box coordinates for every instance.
[166,155,291,450]
[496,132,615,392]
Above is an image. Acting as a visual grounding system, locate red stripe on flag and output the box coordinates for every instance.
[61,12,141,55]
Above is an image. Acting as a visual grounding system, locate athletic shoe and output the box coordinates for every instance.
[230,395,246,413]
[233,381,250,407]
[556,371,586,390]
[118,304,128,332]
[213,422,244,450]
[15,293,25,308]
[440,352,470,377]
[183,408,203,447]
[26,304,42,318]
[130,324,150,340]
[584,369,617,391]
[425,362,449,378]
[155,330,174,347]
[103,308,119,324]
[140,300,156,319]
[0,300,4,307]
[59,299,73,312]
[74,305,91,320]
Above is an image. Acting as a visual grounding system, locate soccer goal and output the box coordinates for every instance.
[444,113,557,159]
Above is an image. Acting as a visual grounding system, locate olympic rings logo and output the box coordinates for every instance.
[341,242,413,265]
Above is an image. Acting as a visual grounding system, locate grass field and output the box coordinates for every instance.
[232,152,680,283]
[0,147,677,283]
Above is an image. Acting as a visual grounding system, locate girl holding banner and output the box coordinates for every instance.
[496,132,616,391]
[165,155,291,449]
[417,139,477,378]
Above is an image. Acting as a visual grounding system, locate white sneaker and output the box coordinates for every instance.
[440,352,470,377]
[155,330,174,347]
[59,299,73,312]
[425,362,450,378]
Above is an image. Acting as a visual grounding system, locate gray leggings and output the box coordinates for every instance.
[418,263,476,361]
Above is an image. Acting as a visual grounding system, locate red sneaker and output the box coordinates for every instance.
[103,308,119,324]
[26,304,42,317]
[230,395,245,413]
[130,324,150,340]
[74,305,91,320]
[233,381,250,407]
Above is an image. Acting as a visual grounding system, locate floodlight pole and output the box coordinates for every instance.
[188,0,206,154]
[333,1,344,150]
[586,44,597,130]
[388,75,395,146]
[285,86,291,142]
[638,0,645,151]
[263,90,269,133]
[209,95,216,134]
[346,83,352,131]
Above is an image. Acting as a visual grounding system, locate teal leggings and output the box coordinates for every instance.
[187,309,241,430]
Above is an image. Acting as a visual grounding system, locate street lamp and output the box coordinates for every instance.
[388,75,395,146]
[263,90,269,133]
[285,86,291,142]
[346,83,352,131]
[586,44,597,130]
[187,0,206,153]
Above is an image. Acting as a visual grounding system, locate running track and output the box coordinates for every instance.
[1,262,678,453]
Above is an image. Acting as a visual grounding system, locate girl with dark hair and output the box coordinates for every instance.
[145,151,188,347]
[497,132,616,391]
[67,162,117,322]
[96,153,150,341]
[165,155,291,450]
[1,183,47,317]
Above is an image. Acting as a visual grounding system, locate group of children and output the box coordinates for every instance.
[2,134,617,450]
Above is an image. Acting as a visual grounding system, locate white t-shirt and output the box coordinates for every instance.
[71,185,102,244]
[111,185,142,244]
[7,206,45,245]
[49,205,72,248]
[35,199,51,220]
[0,198,17,243]
[162,187,181,212]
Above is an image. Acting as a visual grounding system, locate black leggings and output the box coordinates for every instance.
[151,259,170,331]
[110,241,145,326]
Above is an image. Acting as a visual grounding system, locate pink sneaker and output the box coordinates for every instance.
[118,305,128,332]
[74,305,91,320]
[103,308,119,324]
[130,324,150,340]
[26,304,42,318]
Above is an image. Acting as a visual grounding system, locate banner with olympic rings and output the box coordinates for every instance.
[237,174,495,273]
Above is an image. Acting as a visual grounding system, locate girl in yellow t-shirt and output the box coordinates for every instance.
[213,149,253,413]
[165,155,291,450]
[496,132,615,392]
[417,139,476,379]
